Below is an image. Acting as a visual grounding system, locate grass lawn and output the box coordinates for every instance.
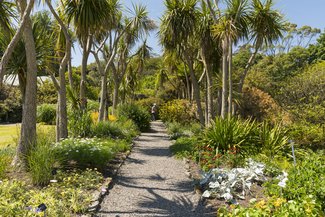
[0,124,55,148]
[0,124,20,148]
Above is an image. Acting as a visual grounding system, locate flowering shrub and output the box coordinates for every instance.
[54,138,130,171]
[159,100,196,124]
[218,196,323,217]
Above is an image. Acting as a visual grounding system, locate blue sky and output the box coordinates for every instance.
[71,0,325,66]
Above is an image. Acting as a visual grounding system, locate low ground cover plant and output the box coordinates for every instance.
[0,169,102,216]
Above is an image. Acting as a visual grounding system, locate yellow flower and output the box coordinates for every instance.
[108,115,117,121]
[273,198,286,207]
[91,112,99,123]
[255,200,267,209]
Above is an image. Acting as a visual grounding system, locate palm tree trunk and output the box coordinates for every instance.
[0,0,34,83]
[80,38,90,110]
[202,55,214,124]
[238,47,259,93]
[185,56,205,126]
[112,78,119,114]
[93,52,107,122]
[221,39,229,119]
[15,0,37,164]
[228,38,233,115]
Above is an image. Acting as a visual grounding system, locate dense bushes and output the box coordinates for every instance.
[37,104,56,125]
[54,138,130,171]
[117,104,150,132]
[0,147,13,179]
[159,99,196,124]
[91,119,139,141]
[0,85,22,123]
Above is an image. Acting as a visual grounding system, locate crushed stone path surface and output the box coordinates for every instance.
[96,121,214,217]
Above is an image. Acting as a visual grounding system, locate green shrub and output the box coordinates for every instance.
[288,122,325,148]
[117,104,150,132]
[87,100,100,111]
[166,122,202,140]
[54,138,130,171]
[159,99,196,124]
[68,110,93,137]
[0,147,14,179]
[36,104,56,125]
[135,97,164,116]
[91,119,139,141]
[264,151,325,212]
[27,135,59,186]
[170,137,197,159]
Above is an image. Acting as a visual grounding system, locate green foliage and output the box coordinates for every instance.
[91,119,139,141]
[54,138,130,171]
[166,121,202,140]
[135,97,164,114]
[170,137,197,159]
[264,151,325,213]
[37,80,57,104]
[218,196,323,217]
[36,104,56,125]
[259,122,289,158]
[87,100,100,111]
[0,169,102,216]
[202,117,258,158]
[117,104,150,132]
[0,147,13,179]
[159,100,196,124]
[288,122,325,148]
[0,85,22,123]
[27,134,59,186]
[68,110,93,137]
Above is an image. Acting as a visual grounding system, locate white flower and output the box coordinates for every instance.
[50,180,58,183]
[76,150,79,153]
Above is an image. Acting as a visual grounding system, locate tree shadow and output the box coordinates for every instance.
[138,147,172,158]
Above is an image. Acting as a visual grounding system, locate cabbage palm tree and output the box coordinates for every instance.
[160,0,205,126]
[213,0,249,118]
[238,0,284,93]
[111,4,155,113]
[64,0,113,110]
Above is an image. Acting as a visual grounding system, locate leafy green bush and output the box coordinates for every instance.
[135,97,164,116]
[0,147,13,179]
[170,137,197,159]
[264,151,325,212]
[159,99,196,124]
[166,122,202,140]
[54,138,130,171]
[68,110,93,137]
[288,122,325,148]
[0,85,22,123]
[27,135,60,186]
[117,104,150,132]
[91,119,139,141]
[87,100,100,111]
[36,104,56,125]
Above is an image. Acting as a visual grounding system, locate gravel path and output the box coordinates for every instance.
[96,121,214,217]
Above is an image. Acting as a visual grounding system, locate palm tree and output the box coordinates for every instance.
[213,0,249,118]
[198,1,221,124]
[110,4,155,113]
[238,0,284,93]
[45,0,73,141]
[15,0,38,164]
[64,0,113,110]
[160,0,205,126]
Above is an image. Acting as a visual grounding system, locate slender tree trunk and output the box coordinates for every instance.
[80,39,90,110]
[217,87,222,116]
[185,56,205,126]
[68,59,73,87]
[202,54,214,124]
[15,0,37,164]
[228,39,233,115]
[221,39,229,119]
[112,78,119,114]
[0,0,34,83]
[238,47,259,93]
[93,52,108,122]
